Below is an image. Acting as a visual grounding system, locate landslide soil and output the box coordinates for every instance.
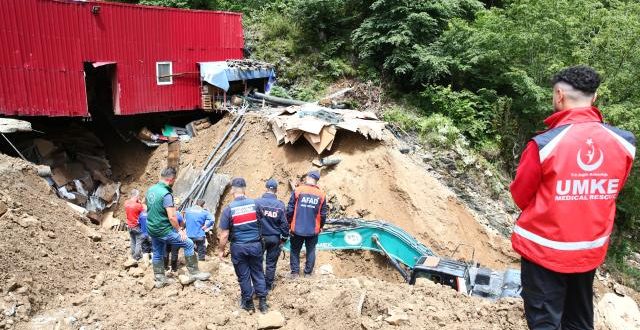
[111,114,518,271]
[0,113,635,329]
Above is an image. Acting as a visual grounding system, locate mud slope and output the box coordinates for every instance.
[0,155,119,319]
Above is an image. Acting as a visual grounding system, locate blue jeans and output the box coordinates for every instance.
[191,237,207,261]
[150,231,195,263]
[289,234,318,275]
[128,227,143,260]
[231,241,267,301]
[263,235,282,288]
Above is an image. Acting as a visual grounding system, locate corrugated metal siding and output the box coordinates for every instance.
[0,0,244,117]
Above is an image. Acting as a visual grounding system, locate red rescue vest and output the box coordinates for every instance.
[511,107,636,273]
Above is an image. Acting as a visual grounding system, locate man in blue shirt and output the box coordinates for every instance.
[218,177,268,314]
[256,179,289,291]
[138,211,152,255]
[184,199,215,261]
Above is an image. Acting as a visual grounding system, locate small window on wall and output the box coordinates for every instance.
[156,62,173,85]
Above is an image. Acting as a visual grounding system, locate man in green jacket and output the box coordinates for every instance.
[146,167,210,288]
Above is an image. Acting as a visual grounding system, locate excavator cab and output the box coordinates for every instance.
[409,256,471,294]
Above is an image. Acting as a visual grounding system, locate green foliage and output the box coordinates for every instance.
[351,0,483,85]
[383,107,463,148]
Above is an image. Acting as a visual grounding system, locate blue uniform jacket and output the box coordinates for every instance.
[256,193,290,238]
[184,206,214,238]
[219,196,261,244]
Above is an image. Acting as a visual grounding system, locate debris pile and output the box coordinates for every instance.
[19,128,120,219]
[137,118,212,147]
[0,154,115,323]
[269,104,386,154]
[174,116,245,211]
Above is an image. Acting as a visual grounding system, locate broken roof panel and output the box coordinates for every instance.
[199,60,276,91]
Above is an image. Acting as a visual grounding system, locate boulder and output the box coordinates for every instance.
[179,275,195,286]
[128,267,145,278]
[385,308,409,326]
[319,264,334,276]
[123,259,138,270]
[0,200,7,218]
[16,215,40,228]
[257,311,285,329]
[597,292,640,330]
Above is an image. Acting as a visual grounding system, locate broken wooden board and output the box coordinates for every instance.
[167,141,181,170]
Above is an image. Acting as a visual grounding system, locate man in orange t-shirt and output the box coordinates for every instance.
[124,189,145,261]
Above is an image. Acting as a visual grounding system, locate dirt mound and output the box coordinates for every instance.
[111,113,516,271]
[29,257,527,329]
[0,155,119,324]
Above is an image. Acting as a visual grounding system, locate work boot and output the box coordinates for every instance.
[185,255,211,281]
[241,299,255,314]
[288,273,299,280]
[258,297,269,314]
[153,261,175,288]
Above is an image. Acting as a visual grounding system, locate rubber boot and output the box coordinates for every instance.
[185,255,211,281]
[258,297,269,314]
[241,299,255,313]
[153,261,174,288]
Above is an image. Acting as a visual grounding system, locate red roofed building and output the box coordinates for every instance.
[0,0,244,117]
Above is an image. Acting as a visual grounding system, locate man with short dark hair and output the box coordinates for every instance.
[256,178,289,291]
[511,66,635,330]
[146,167,210,288]
[287,170,327,278]
[185,199,215,261]
[218,178,269,314]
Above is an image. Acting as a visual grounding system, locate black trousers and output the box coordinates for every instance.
[521,258,595,330]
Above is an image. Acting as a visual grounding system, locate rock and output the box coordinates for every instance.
[385,308,409,326]
[257,311,285,329]
[46,231,56,239]
[143,276,156,291]
[210,314,229,326]
[165,289,178,297]
[123,259,138,270]
[179,274,195,286]
[206,324,215,330]
[0,200,7,218]
[361,318,380,330]
[399,147,411,154]
[319,264,334,276]
[128,267,145,278]
[613,283,626,296]
[4,278,19,292]
[76,222,102,241]
[71,295,88,306]
[597,292,640,330]
[92,273,105,289]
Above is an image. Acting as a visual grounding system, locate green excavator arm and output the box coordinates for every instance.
[282,218,435,273]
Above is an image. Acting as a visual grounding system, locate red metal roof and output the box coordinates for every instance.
[0,0,244,117]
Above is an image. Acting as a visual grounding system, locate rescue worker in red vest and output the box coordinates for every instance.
[218,177,268,314]
[511,66,635,330]
[287,170,328,278]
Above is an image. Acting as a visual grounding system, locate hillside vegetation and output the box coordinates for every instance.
[114,0,640,288]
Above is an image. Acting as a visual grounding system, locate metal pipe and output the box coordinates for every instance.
[372,234,410,282]
[202,115,243,169]
[253,92,307,106]
[1,133,28,161]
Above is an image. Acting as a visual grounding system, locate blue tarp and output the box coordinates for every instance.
[199,61,276,92]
